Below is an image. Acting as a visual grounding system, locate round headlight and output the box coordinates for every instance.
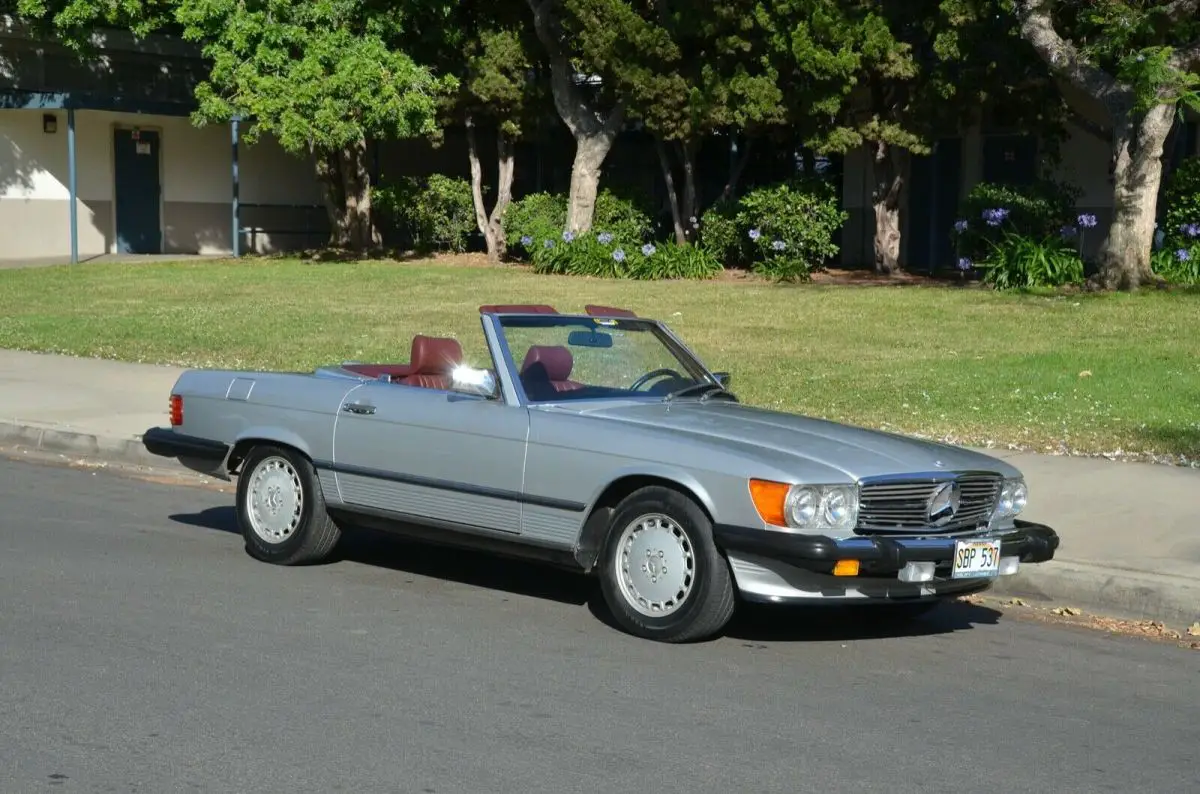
[822,486,856,528]
[1011,479,1028,514]
[786,486,819,527]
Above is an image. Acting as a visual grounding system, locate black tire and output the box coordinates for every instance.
[235,444,342,566]
[597,485,736,643]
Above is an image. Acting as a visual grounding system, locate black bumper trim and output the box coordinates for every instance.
[712,520,1060,573]
[141,426,230,462]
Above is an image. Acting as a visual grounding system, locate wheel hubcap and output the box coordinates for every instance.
[246,456,303,543]
[614,513,695,617]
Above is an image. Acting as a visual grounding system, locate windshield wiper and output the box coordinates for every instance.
[663,381,736,403]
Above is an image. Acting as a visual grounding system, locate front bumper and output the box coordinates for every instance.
[712,520,1059,575]
[712,520,1059,605]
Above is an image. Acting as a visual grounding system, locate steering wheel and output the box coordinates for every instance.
[630,368,684,391]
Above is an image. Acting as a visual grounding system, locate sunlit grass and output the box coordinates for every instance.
[1,256,1197,460]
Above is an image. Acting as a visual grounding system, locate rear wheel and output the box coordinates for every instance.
[236,444,341,565]
[597,485,736,643]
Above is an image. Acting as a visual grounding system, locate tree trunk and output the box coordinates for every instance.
[1094,102,1174,290]
[466,115,516,263]
[526,0,625,235]
[720,136,753,204]
[868,141,909,275]
[655,139,686,244]
[312,140,378,253]
[655,139,701,245]
[314,146,349,248]
[680,141,699,241]
[566,133,615,234]
[339,138,379,253]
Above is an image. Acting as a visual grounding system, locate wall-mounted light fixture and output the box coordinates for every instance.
[42,113,57,134]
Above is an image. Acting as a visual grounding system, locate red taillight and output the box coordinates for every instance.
[169,394,183,426]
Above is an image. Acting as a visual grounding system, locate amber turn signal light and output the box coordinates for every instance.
[832,559,860,577]
[748,478,791,527]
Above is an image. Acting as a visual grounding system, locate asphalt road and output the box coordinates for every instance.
[1,459,1196,794]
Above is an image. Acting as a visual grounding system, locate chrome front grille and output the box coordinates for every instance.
[856,473,1002,534]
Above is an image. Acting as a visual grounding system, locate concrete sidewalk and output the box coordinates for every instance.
[2,348,1197,627]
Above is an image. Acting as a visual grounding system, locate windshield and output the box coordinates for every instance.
[497,315,716,403]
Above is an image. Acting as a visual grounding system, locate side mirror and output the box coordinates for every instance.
[713,371,731,388]
[450,365,499,399]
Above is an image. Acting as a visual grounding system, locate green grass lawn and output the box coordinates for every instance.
[1,256,1197,461]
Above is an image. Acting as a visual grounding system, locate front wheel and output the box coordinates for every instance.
[597,486,736,643]
[235,444,342,566]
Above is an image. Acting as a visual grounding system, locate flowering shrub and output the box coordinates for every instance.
[527,230,721,281]
[505,190,653,257]
[1154,156,1200,284]
[953,179,1081,264]
[966,230,1085,290]
[697,179,844,281]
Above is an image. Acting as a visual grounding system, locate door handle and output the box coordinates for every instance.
[342,402,376,415]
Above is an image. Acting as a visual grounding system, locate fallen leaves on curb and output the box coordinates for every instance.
[962,594,1199,651]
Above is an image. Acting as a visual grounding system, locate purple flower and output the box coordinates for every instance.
[953,219,969,233]
[520,235,533,246]
[612,248,626,263]
[597,232,613,245]
[1178,248,1192,262]
[1077,213,1097,229]
[562,230,575,243]
[1181,223,1200,238]
[771,239,786,251]
[957,257,972,271]
[641,243,656,256]
[748,228,761,241]
[982,208,1009,227]
[1059,225,1078,238]
[543,239,554,249]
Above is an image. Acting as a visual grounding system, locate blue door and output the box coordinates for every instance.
[113,128,162,254]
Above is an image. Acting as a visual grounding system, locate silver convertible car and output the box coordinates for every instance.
[143,303,1059,642]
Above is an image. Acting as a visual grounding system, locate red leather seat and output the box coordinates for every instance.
[479,304,559,314]
[521,345,584,394]
[584,304,637,318]
[399,335,464,390]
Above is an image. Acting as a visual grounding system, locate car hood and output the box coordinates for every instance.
[570,399,1019,482]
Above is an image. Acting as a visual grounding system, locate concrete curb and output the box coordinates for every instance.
[2,418,1197,628]
[0,419,175,471]
[989,561,1200,628]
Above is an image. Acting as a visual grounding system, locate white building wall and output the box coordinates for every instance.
[0,108,323,260]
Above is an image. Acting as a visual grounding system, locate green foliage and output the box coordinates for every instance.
[1161,156,1200,251]
[973,231,1086,290]
[1151,245,1200,285]
[736,180,845,281]
[695,179,845,281]
[527,235,721,281]
[14,0,175,48]
[373,175,476,254]
[696,199,741,265]
[952,179,1083,263]
[506,190,654,255]
[175,0,457,154]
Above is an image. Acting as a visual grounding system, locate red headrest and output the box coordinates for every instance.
[409,335,463,375]
[479,304,559,314]
[522,345,574,381]
[584,304,637,317]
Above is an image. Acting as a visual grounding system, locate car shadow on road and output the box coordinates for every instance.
[170,506,1006,640]
[169,506,594,606]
